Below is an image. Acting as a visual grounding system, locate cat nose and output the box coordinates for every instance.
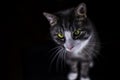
[67,45,74,50]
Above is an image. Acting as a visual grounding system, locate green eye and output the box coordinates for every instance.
[57,33,64,38]
[74,29,81,35]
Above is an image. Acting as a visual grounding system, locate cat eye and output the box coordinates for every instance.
[74,29,81,36]
[57,33,64,39]
[73,29,88,39]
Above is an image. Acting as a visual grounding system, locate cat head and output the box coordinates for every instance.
[43,3,93,54]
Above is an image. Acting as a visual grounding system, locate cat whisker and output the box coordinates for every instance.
[56,48,63,72]
[93,49,104,58]
[48,46,61,53]
[48,46,62,72]
[89,42,104,47]
[50,48,61,64]
[84,48,100,59]
[84,48,92,59]
[49,47,61,62]
[63,50,66,70]
[61,48,66,72]
[60,49,64,72]
[55,48,66,72]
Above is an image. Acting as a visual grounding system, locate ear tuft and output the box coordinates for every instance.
[75,3,87,18]
[43,12,58,26]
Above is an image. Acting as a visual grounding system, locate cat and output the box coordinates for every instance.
[43,3,100,80]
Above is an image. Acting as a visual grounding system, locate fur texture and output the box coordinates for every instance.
[43,3,100,80]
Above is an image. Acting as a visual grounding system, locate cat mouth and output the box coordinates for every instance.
[66,48,72,52]
[66,47,76,53]
[65,44,81,54]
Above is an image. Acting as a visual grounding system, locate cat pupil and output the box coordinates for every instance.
[74,30,80,35]
[57,33,64,38]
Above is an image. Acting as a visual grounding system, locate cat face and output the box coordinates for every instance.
[43,3,93,55]
[49,21,92,55]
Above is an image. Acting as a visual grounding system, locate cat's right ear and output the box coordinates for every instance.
[43,12,58,26]
[75,3,87,20]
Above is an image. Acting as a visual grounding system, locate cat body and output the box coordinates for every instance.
[43,3,100,80]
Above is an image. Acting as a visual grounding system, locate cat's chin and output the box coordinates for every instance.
[66,49,72,52]
[66,49,77,55]
[66,50,80,58]
[66,49,77,54]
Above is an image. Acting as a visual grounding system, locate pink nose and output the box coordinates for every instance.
[67,45,73,50]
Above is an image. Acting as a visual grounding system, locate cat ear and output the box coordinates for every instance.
[43,12,58,26]
[75,3,87,19]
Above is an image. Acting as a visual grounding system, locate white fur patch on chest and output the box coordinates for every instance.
[73,36,91,55]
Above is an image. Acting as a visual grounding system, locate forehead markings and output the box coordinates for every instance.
[61,18,71,30]
[64,31,72,40]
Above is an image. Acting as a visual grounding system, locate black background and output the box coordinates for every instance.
[1,0,119,80]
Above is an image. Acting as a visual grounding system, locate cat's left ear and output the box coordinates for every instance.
[43,12,58,26]
[75,3,87,20]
